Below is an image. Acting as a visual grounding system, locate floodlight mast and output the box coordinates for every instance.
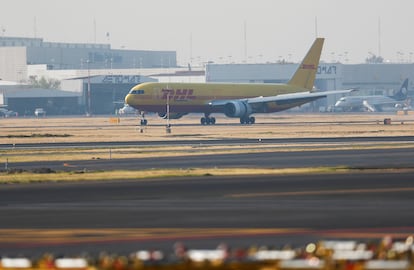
[87,60,91,116]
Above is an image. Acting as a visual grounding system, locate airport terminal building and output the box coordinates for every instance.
[1,35,413,115]
[0,36,176,82]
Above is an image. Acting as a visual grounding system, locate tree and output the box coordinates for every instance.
[29,76,61,89]
[365,54,383,64]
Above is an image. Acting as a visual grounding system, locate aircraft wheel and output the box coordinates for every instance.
[206,117,211,125]
[249,117,255,124]
[201,117,206,125]
[210,117,216,124]
[140,119,148,125]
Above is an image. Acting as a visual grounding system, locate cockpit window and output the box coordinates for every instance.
[129,89,144,94]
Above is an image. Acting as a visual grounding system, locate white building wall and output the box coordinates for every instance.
[342,64,414,96]
[60,79,83,93]
[154,75,205,83]
[0,47,27,82]
[27,65,204,82]
[206,63,342,89]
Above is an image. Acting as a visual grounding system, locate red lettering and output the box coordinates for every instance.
[301,64,316,70]
[161,88,196,100]
[174,89,188,100]
[186,89,196,100]
[161,89,174,99]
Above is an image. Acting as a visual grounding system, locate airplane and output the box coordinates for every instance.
[334,78,410,112]
[125,38,353,125]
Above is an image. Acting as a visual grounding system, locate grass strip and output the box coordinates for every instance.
[0,167,350,184]
[2,143,414,163]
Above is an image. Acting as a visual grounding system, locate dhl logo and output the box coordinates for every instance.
[161,89,196,100]
[301,64,316,70]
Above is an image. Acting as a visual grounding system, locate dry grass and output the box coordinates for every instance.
[1,142,413,163]
[0,113,413,145]
[0,167,350,184]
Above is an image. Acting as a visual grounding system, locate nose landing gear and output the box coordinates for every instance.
[139,112,148,126]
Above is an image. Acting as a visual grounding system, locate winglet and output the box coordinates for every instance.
[287,38,324,90]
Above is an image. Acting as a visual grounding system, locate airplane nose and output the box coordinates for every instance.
[125,94,133,105]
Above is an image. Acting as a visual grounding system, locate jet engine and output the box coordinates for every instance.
[224,101,252,118]
[158,112,188,119]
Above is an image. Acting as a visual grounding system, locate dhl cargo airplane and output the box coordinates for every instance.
[125,38,352,125]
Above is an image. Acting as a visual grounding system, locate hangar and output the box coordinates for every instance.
[0,75,157,116]
[61,75,157,115]
[206,62,414,111]
[0,86,81,116]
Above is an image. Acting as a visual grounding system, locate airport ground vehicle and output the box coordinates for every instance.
[34,108,46,117]
[0,108,18,117]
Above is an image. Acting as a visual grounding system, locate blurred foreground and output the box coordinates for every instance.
[1,236,413,270]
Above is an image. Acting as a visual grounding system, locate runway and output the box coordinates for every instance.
[7,145,414,172]
[1,136,414,255]
[2,135,414,149]
[0,171,413,255]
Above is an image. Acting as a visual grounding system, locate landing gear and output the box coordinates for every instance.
[200,114,216,125]
[240,116,255,125]
[201,116,216,125]
[139,112,147,126]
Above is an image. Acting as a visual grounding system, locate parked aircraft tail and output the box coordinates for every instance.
[392,78,408,101]
[287,38,324,91]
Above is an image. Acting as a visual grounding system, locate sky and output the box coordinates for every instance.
[1,0,413,66]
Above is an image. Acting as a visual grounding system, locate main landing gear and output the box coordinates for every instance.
[200,114,216,125]
[240,116,255,124]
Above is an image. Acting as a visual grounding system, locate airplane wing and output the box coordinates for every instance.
[362,100,376,112]
[208,89,355,107]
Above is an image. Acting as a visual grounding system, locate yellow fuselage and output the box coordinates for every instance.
[125,82,307,114]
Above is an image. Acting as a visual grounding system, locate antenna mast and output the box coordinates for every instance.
[244,20,247,62]
[378,17,381,57]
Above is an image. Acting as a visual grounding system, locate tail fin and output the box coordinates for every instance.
[392,78,408,101]
[287,38,324,90]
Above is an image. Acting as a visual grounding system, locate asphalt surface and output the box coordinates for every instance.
[6,147,414,172]
[2,135,414,149]
[1,167,414,255]
[1,138,414,255]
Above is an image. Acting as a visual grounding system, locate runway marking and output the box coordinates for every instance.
[227,187,414,198]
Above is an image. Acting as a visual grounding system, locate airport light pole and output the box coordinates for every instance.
[87,60,91,116]
[166,91,171,133]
